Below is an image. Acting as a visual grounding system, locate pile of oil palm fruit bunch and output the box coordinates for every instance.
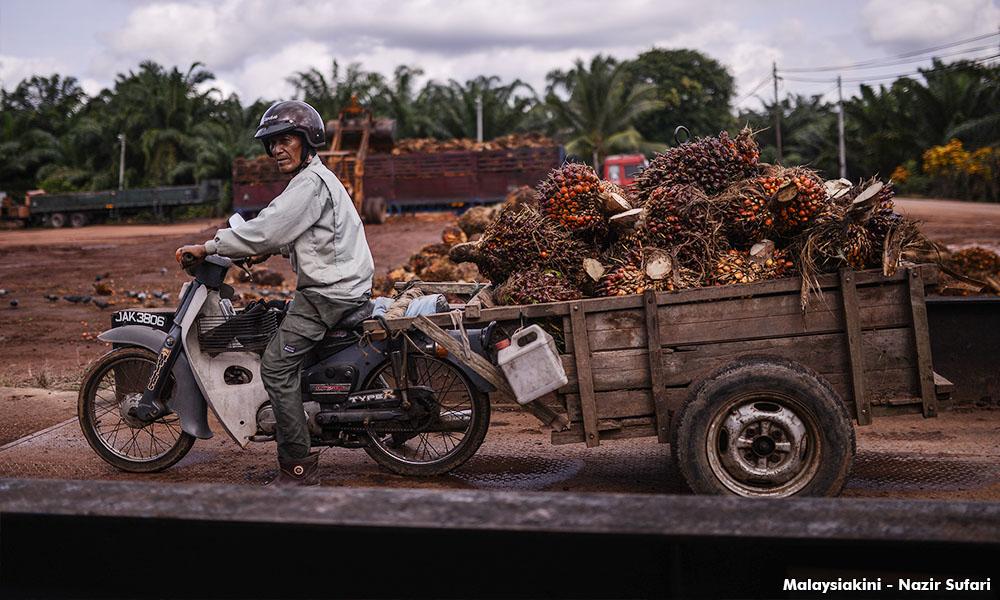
[941,246,1000,295]
[443,127,924,306]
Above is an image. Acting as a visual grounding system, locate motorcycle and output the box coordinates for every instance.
[77,216,496,476]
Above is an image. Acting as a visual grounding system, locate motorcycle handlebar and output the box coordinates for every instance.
[180,252,199,269]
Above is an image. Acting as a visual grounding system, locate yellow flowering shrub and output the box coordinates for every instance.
[890,164,909,184]
[922,139,995,179]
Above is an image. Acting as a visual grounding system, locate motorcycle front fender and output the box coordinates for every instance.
[96,325,213,440]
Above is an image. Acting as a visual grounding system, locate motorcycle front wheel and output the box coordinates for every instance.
[362,355,490,476]
[78,346,195,473]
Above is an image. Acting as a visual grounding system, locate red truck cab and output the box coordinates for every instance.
[602,154,648,188]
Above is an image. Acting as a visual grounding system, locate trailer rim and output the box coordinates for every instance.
[705,390,822,497]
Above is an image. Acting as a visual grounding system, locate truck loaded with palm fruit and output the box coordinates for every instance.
[232,98,564,223]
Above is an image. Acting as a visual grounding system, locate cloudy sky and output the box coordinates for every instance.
[1,0,997,111]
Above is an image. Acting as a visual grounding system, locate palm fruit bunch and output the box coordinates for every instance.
[495,267,582,305]
[631,128,760,199]
[795,178,919,303]
[948,247,1000,278]
[755,246,796,279]
[595,263,647,296]
[634,183,728,278]
[717,179,775,243]
[466,205,589,285]
[709,243,796,286]
[537,162,607,238]
[590,244,700,296]
[867,181,902,239]
[843,223,877,269]
[636,184,715,246]
[407,243,452,273]
[709,250,767,286]
[761,167,830,234]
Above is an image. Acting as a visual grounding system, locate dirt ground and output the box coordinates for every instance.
[1,201,998,498]
[0,212,455,386]
[895,198,1000,252]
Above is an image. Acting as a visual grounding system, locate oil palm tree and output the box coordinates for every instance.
[544,55,663,170]
[419,75,536,140]
[287,60,387,122]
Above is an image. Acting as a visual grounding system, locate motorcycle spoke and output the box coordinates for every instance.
[367,356,479,466]
[105,417,126,448]
[88,355,180,462]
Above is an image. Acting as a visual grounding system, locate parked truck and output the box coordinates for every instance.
[233,98,566,223]
[0,180,222,228]
[233,143,565,222]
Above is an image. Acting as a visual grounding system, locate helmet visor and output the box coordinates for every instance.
[254,121,295,140]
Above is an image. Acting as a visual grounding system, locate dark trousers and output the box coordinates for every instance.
[261,289,367,460]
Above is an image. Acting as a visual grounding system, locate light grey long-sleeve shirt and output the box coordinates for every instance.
[204,155,374,300]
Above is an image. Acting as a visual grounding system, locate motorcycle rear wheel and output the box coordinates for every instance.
[78,347,195,473]
[362,356,490,476]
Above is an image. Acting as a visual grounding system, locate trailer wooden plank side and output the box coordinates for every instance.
[368,265,947,496]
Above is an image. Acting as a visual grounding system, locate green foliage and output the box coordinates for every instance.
[623,48,736,141]
[544,55,663,169]
[738,94,839,175]
[287,60,387,120]
[741,59,1000,201]
[419,75,536,139]
[2,51,996,206]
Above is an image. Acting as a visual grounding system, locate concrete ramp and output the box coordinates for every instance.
[1,478,997,598]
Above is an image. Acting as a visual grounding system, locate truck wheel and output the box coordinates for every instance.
[363,196,387,224]
[48,212,67,228]
[70,212,89,228]
[671,357,855,498]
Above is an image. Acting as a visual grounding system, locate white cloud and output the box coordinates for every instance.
[107,0,279,72]
[79,78,105,96]
[6,0,992,113]
[231,40,334,102]
[862,0,1000,48]
[0,55,67,90]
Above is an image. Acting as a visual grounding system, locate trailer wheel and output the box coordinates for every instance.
[48,212,67,228]
[671,357,855,498]
[363,196,387,224]
[70,212,89,228]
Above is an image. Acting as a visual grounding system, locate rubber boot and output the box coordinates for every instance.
[267,452,320,487]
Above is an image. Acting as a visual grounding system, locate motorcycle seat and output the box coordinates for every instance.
[327,300,374,334]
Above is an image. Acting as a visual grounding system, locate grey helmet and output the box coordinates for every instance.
[254,100,325,156]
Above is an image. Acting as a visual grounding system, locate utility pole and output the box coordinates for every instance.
[117,133,126,190]
[475,94,483,143]
[837,75,846,179]
[772,61,783,164]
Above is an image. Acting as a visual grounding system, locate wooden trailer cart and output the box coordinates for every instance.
[367,264,952,497]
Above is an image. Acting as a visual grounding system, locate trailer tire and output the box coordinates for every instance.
[671,357,855,498]
[70,212,89,228]
[48,212,67,228]
[363,196,387,224]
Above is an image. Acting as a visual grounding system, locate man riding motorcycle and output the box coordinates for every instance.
[176,100,375,486]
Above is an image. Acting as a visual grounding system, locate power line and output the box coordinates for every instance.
[781,48,999,80]
[840,54,999,82]
[780,30,999,72]
[735,75,772,104]
[780,53,1000,84]
[783,43,996,74]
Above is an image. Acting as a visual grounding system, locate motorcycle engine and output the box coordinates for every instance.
[303,363,358,406]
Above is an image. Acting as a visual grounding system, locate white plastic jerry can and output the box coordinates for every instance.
[496,324,569,405]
